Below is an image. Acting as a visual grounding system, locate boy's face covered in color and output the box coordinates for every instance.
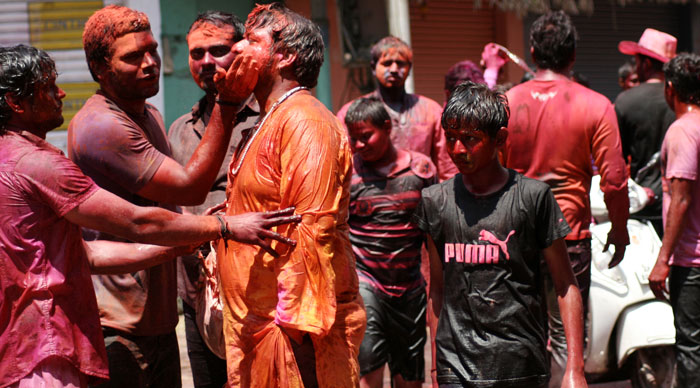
[445,125,501,175]
[348,121,391,163]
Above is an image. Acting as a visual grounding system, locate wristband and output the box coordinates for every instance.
[215,214,229,239]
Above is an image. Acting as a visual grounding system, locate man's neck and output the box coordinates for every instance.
[100,88,147,116]
[378,86,407,108]
[674,100,700,119]
[642,74,664,84]
[4,119,48,139]
[256,78,302,116]
[461,161,510,197]
[533,68,570,82]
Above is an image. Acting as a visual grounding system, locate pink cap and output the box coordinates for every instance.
[618,28,677,63]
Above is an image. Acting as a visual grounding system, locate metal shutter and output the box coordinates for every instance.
[524,0,690,101]
[410,0,496,104]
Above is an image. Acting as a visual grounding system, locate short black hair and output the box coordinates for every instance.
[530,11,577,72]
[618,59,635,81]
[442,81,509,139]
[664,52,700,105]
[188,10,245,42]
[0,44,56,134]
[246,3,324,88]
[344,97,391,130]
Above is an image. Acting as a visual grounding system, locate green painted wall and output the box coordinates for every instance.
[160,0,255,129]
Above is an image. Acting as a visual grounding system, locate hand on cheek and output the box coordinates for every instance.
[215,53,260,104]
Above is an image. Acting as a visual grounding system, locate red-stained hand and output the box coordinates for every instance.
[480,43,507,69]
[223,207,300,257]
[649,255,671,302]
[214,52,260,104]
[604,226,629,268]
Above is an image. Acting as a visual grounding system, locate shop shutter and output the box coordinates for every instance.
[410,0,496,104]
[524,0,689,101]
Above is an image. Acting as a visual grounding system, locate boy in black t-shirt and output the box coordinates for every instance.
[413,82,587,388]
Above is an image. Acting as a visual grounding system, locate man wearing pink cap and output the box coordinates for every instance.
[615,28,677,237]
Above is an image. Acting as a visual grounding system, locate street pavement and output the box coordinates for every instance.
[176,315,630,387]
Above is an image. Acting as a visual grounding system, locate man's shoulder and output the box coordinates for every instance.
[411,93,442,109]
[407,150,437,180]
[667,114,700,142]
[168,109,197,138]
[512,171,551,194]
[615,82,662,107]
[70,93,127,135]
[337,92,374,119]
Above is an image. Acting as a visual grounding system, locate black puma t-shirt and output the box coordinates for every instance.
[414,170,570,387]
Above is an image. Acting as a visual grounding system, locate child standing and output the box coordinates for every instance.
[345,97,437,388]
[414,82,587,388]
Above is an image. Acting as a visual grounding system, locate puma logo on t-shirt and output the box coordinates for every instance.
[444,230,515,264]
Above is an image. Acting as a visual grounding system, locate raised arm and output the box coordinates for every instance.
[543,238,587,388]
[137,53,260,205]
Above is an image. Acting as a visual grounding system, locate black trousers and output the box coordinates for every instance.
[670,266,700,388]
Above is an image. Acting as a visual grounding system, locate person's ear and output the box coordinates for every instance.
[91,59,109,83]
[277,50,297,72]
[494,127,508,147]
[664,80,676,110]
[4,92,25,114]
[383,119,392,134]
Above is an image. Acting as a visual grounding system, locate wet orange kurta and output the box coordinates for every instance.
[218,91,366,388]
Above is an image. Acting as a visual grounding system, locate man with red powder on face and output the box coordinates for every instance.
[167,11,258,388]
[67,5,262,388]
[216,4,365,388]
[501,11,629,387]
[337,36,457,182]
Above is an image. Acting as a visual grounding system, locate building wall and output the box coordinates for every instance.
[521,0,692,101]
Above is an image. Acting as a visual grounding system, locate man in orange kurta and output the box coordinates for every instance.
[216,4,366,387]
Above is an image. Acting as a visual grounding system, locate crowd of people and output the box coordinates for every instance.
[1,3,699,388]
